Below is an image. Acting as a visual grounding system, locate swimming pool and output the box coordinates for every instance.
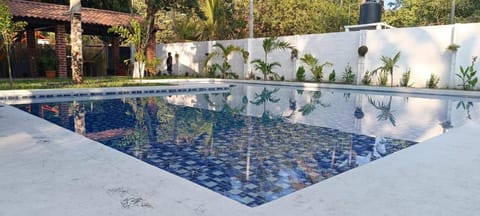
[13,83,479,207]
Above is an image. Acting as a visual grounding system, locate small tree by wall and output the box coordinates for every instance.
[300,54,333,82]
[109,19,148,78]
[204,43,248,79]
[373,52,401,87]
[251,37,293,80]
[0,3,27,89]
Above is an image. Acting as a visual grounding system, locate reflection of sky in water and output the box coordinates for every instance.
[13,84,480,207]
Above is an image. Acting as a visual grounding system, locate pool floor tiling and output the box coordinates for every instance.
[1,103,480,215]
[103,115,416,207]
[1,84,480,215]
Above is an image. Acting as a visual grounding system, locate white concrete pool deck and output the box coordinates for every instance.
[1,81,480,215]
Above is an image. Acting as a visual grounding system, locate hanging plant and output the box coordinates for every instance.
[290,48,298,61]
[447,43,460,52]
[358,45,368,57]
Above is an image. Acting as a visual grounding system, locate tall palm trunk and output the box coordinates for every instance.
[70,0,83,84]
[6,48,13,89]
[390,70,393,87]
[145,7,157,76]
[141,0,159,77]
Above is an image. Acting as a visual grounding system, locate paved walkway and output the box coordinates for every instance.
[1,83,480,215]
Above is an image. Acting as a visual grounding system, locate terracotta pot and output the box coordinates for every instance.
[45,70,56,79]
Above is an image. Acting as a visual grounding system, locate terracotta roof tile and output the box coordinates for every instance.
[7,0,134,26]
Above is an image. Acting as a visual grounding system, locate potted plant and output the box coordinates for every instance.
[39,54,56,79]
[358,45,368,57]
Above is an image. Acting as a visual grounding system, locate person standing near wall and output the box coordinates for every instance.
[166,52,173,75]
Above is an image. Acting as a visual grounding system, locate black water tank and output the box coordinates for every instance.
[359,0,381,24]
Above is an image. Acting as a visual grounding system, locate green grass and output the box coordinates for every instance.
[0,77,173,90]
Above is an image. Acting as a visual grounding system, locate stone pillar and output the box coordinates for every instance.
[26,29,38,77]
[55,24,68,78]
[112,37,120,75]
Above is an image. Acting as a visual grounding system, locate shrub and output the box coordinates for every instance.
[300,54,332,82]
[362,71,372,85]
[342,63,355,84]
[296,66,306,81]
[378,71,388,86]
[426,73,440,89]
[400,68,413,87]
[328,70,336,82]
[457,56,478,90]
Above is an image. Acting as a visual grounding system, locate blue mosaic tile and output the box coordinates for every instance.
[204,181,217,187]
[14,91,422,207]
[229,189,242,195]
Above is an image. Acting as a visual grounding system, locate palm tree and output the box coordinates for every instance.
[109,19,147,78]
[368,96,397,126]
[374,52,401,87]
[204,43,248,79]
[300,54,333,82]
[201,0,226,40]
[250,59,282,80]
[251,37,293,80]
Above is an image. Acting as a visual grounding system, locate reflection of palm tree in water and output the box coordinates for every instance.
[368,96,396,126]
[249,87,281,121]
[298,91,330,116]
[73,101,86,135]
[119,97,164,159]
[456,101,474,120]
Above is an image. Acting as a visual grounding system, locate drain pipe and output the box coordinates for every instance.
[448,24,457,89]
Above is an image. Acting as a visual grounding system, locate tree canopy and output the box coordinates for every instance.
[384,0,480,27]
[27,0,480,41]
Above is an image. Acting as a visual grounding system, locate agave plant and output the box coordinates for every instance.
[204,43,248,79]
[300,54,333,82]
[368,96,396,126]
[251,37,293,80]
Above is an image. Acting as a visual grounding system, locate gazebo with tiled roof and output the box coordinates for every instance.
[6,0,136,77]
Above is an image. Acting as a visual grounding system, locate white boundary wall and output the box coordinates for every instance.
[157,23,480,89]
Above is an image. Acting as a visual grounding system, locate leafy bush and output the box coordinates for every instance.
[426,73,440,88]
[378,71,388,86]
[296,66,306,81]
[400,68,413,87]
[457,56,478,90]
[342,63,355,84]
[362,71,372,85]
[328,70,336,82]
[300,54,332,82]
[205,65,216,78]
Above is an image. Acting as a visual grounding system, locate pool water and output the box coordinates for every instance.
[13,84,479,207]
